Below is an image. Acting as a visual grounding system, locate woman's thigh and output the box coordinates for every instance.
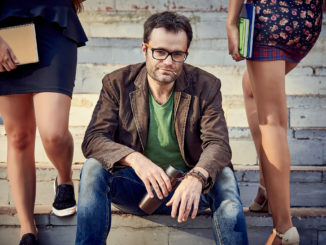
[0,94,36,135]
[286,61,298,75]
[246,60,288,126]
[33,92,71,137]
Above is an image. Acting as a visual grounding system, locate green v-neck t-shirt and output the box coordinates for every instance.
[143,89,187,172]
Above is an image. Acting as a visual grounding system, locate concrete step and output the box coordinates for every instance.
[1,164,325,208]
[1,127,325,167]
[0,205,325,245]
[1,64,325,167]
[76,36,326,67]
[77,4,326,67]
[72,63,326,96]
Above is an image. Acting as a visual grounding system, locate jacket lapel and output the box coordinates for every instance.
[129,67,149,151]
[174,69,191,163]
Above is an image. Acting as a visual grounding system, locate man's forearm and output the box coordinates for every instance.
[119,151,142,168]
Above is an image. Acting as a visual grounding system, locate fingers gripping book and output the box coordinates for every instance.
[0,23,39,65]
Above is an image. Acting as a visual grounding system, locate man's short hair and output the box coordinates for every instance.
[143,11,193,49]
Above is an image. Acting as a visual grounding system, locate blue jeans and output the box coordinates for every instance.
[75,158,249,245]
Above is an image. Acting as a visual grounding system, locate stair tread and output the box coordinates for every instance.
[1,163,325,171]
[1,205,325,217]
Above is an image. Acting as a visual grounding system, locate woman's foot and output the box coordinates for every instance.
[19,233,38,245]
[249,184,269,212]
[266,227,300,245]
[52,177,77,217]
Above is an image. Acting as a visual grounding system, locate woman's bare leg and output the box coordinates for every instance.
[246,60,294,244]
[243,62,298,209]
[0,94,37,238]
[33,92,73,186]
[242,70,266,205]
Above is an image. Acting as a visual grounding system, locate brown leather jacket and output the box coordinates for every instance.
[82,62,232,188]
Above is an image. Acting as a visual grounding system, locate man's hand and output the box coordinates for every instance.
[120,152,172,199]
[166,167,208,223]
[0,37,19,72]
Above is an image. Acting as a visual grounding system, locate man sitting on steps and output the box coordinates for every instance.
[75,11,249,245]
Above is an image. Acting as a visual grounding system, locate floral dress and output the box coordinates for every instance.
[251,0,323,62]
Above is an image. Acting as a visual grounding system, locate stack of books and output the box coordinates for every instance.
[238,3,256,58]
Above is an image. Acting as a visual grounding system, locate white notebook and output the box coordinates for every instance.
[0,23,39,65]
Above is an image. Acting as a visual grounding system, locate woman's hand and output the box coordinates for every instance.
[0,37,19,72]
[226,22,244,62]
[226,0,245,62]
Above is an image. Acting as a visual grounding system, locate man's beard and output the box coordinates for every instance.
[148,66,179,84]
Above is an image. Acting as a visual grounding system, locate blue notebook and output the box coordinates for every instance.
[238,3,256,58]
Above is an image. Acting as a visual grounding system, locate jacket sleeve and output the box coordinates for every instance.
[81,75,135,171]
[195,78,232,191]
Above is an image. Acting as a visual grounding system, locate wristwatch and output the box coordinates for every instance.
[188,169,212,191]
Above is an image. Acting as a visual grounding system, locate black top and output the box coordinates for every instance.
[0,0,88,46]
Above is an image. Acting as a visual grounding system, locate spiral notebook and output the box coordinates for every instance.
[0,23,39,65]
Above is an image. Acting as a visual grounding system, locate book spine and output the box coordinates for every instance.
[238,18,246,57]
[244,18,249,57]
[248,5,256,58]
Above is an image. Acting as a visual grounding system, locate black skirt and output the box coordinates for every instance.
[0,17,78,98]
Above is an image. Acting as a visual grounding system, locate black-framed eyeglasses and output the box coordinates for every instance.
[144,43,188,63]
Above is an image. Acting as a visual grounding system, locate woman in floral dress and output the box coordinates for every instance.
[226,0,324,244]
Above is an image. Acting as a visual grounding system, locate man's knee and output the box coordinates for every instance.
[212,167,240,196]
[218,199,243,219]
[79,159,111,204]
[207,167,243,214]
[81,158,109,182]
[213,199,248,245]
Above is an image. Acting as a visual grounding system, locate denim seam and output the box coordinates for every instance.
[101,181,111,245]
[213,213,224,245]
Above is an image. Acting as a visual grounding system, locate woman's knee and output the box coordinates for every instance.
[242,70,253,98]
[256,95,288,128]
[7,127,35,151]
[41,130,71,148]
[258,110,288,129]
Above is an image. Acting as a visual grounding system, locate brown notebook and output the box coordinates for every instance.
[0,23,39,65]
